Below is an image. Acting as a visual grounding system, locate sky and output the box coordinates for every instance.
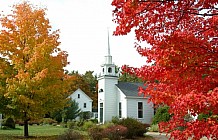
[0,0,148,74]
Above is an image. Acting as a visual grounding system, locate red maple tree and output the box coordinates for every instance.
[112,0,218,139]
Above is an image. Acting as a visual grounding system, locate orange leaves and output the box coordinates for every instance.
[0,2,72,123]
[16,69,27,78]
[32,68,48,82]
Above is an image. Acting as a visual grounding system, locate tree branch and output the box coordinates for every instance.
[185,12,218,16]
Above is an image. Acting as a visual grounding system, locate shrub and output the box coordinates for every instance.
[67,121,77,129]
[81,121,95,131]
[4,117,15,129]
[79,111,91,120]
[117,117,148,138]
[148,124,159,132]
[52,122,58,126]
[103,125,127,140]
[152,105,171,125]
[1,126,11,130]
[58,129,83,140]
[60,122,67,128]
[100,122,114,129]
[90,118,98,123]
[111,116,120,124]
[76,119,84,127]
[29,120,40,125]
[40,118,57,125]
[88,125,104,140]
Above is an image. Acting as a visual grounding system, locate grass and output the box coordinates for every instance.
[0,125,68,140]
[143,134,155,140]
[0,125,155,140]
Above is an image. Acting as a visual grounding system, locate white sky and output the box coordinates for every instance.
[0,0,148,74]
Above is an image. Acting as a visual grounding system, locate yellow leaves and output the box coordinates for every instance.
[0,1,73,121]
[18,94,35,105]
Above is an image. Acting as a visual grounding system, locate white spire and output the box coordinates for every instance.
[105,28,112,64]
[107,28,111,56]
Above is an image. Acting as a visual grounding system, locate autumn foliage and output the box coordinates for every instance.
[0,2,73,137]
[112,0,218,139]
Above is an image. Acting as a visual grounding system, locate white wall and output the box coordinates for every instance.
[98,76,118,123]
[104,77,118,122]
[69,89,93,112]
[117,88,127,118]
[126,98,154,124]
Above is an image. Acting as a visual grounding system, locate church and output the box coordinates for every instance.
[97,36,154,124]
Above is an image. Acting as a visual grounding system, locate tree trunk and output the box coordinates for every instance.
[24,112,29,137]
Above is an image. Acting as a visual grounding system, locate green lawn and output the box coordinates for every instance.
[0,125,68,140]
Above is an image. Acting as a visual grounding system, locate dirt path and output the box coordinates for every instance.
[146,132,169,140]
[146,132,212,140]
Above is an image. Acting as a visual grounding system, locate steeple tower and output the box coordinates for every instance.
[99,30,118,77]
[97,30,119,123]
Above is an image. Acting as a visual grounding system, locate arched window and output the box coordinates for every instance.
[99,89,103,93]
[108,67,112,73]
[102,68,104,73]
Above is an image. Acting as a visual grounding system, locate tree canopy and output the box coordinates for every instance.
[0,2,73,137]
[112,0,218,139]
[67,70,98,109]
[119,65,143,82]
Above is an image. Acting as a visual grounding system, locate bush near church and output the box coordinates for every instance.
[102,125,128,140]
[2,117,15,129]
[152,106,171,125]
[113,117,148,138]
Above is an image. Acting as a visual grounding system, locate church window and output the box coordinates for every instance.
[108,67,112,73]
[103,68,104,73]
[78,94,80,98]
[138,102,143,118]
[119,102,122,118]
[99,89,103,93]
[84,103,86,108]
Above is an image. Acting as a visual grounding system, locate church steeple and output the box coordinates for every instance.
[97,29,119,124]
[99,29,118,77]
[105,29,112,64]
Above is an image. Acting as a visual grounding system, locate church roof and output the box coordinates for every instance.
[116,81,147,97]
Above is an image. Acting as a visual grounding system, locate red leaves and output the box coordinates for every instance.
[171,88,218,117]
[160,118,218,140]
[160,89,218,139]
[112,0,218,139]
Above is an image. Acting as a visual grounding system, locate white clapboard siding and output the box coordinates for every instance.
[126,98,154,124]
[69,88,93,112]
[117,88,128,118]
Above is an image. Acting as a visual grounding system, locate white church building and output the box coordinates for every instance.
[97,36,154,124]
[69,88,93,113]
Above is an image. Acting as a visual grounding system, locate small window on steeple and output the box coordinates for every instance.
[108,67,112,73]
[103,68,104,73]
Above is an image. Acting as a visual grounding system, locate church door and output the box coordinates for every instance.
[100,103,103,123]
